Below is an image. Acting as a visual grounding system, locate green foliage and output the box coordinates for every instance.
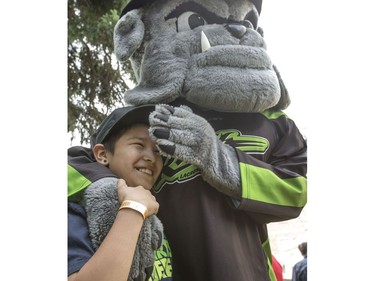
[68,0,135,145]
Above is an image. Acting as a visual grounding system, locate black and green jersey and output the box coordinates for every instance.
[151,103,307,281]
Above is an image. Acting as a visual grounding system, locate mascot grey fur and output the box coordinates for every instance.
[69,0,307,281]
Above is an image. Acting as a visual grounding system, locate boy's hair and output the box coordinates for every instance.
[90,104,155,149]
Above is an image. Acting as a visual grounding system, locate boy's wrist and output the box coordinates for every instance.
[118,200,148,220]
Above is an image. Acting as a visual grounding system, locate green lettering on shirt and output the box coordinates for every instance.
[149,239,173,280]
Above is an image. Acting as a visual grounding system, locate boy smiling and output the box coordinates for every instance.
[68,104,173,281]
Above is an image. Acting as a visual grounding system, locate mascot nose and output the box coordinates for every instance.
[225,20,252,38]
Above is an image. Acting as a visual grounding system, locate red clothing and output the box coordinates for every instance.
[272,256,284,281]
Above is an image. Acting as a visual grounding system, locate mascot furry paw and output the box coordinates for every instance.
[113,1,307,281]
[149,104,241,197]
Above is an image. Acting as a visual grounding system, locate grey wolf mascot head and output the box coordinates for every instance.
[114,0,290,113]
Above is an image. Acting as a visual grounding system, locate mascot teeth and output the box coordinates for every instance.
[201,31,211,52]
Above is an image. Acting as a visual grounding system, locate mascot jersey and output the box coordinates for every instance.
[68,102,307,281]
[151,101,307,281]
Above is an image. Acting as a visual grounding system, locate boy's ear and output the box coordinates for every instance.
[93,144,109,165]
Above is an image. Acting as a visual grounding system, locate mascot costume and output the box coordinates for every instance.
[68,0,307,280]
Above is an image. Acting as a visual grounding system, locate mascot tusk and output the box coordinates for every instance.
[201,31,211,52]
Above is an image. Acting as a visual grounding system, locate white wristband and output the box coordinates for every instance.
[118,200,148,220]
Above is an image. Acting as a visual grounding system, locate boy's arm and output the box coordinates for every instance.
[69,206,144,281]
[69,179,159,281]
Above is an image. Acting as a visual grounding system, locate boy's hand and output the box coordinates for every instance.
[117,179,159,217]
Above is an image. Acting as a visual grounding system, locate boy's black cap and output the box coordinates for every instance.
[120,0,262,18]
[91,104,155,147]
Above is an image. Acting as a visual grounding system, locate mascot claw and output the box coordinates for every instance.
[157,144,176,156]
[152,128,170,140]
[154,114,170,123]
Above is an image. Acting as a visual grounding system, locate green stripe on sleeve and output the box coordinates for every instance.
[262,239,277,281]
[240,163,307,207]
[68,165,92,197]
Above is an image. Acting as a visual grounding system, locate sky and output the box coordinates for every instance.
[2,1,375,280]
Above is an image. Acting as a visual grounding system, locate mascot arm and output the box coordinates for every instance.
[234,115,307,224]
[149,104,242,198]
[149,105,307,224]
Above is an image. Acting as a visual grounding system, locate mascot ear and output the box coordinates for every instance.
[114,9,144,62]
[270,64,291,110]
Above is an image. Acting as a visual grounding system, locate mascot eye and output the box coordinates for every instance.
[177,11,207,32]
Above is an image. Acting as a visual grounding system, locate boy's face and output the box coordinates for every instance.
[106,124,163,190]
